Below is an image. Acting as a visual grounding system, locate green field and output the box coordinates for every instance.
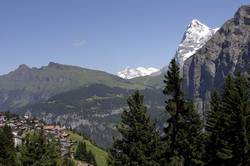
[67,131,108,166]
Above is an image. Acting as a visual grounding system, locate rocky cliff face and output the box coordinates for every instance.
[175,19,218,68]
[161,19,218,74]
[183,5,250,114]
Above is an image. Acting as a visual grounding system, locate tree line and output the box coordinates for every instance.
[75,141,97,165]
[0,125,98,166]
[109,59,250,166]
[0,127,76,166]
[1,58,250,166]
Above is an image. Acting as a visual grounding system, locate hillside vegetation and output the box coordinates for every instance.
[130,73,165,89]
[67,131,108,166]
[0,62,145,110]
[19,84,165,148]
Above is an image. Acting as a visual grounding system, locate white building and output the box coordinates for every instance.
[12,131,22,147]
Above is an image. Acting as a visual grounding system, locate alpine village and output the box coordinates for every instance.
[1,2,250,166]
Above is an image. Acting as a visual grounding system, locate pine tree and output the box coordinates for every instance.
[206,91,221,134]
[74,141,97,165]
[0,125,16,166]
[221,75,250,165]
[205,91,221,164]
[20,131,60,166]
[109,90,161,166]
[205,91,231,165]
[2,125,14,148]
[87,150,97,166]
[42,139,61,166]
[205,75,250,166]
[163,59,204,166]
[74,141,88,161]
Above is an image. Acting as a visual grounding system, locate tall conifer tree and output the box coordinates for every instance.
[163,59,204,166]
[75,142,88,161]
[20,131,60,166]
[0,125,16,166]
[205,91,231,165]
[109,91,161,166]
[205,75,250,166]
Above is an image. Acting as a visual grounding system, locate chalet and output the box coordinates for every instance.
[0,114,74,157]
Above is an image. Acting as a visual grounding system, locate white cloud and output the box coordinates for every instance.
[72,40,87,47]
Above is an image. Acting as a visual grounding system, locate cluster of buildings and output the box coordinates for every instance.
[0,112,75,157]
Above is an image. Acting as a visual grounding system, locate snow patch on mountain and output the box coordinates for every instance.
[175,19,219,67]
[118,67,160,79]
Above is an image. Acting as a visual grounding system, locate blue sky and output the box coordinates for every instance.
[0,0,248,75]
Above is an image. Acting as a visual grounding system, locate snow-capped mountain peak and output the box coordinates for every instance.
[118,67,160,79]
[189,19,207,29]
[175,19,219,67]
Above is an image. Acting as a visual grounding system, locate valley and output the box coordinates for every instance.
[1,5,250,149]
[0,2,250,166]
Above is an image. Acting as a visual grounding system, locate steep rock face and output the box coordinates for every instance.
[183,5,250,113]
[129,20,219,90]
[161,19,218,74]
[175,19,218,68]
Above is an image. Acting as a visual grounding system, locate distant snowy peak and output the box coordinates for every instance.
[175,19,219,67]
[118,67,160,79]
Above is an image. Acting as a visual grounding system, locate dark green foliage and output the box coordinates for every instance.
[19,84,165,148]
[2,125,15,149]
[0,125,16,166]
[75,142,88,161]
[205,75,250,166]
[163,59,185,158]
[223,75,250,165]
[206,91,221,134]
[163,59,204,166]
[0,126,94,166]
[205,91,227,165]
[87,150,97,166]
[74,141,97,165]
[109,90,161,166]
[20,131,60,166]
[205,90,235,165]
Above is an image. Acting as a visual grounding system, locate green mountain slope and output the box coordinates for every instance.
[0,62,145,110]
[18,84,166,148]
[129,73,165,89]
[68,131,108,166]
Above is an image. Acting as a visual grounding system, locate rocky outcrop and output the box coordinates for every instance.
[183,5,250,114]
[175,19,218,68]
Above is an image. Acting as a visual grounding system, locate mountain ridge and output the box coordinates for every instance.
[0,62,146,111]
[175,19,219,68]
[182,5,250,114]
[131,19,219,88]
